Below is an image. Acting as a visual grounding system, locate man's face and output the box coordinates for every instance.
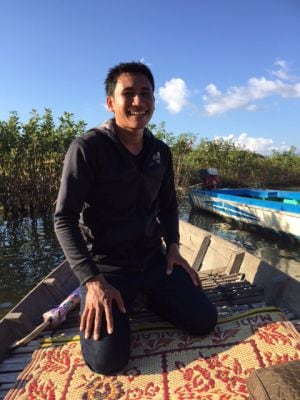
[106,72,155,132]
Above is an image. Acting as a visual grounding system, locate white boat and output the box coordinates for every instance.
[189,187,300,240]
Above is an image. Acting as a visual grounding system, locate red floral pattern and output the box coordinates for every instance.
[4,308,300,400]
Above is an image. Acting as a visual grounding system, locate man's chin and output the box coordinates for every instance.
[128,119,150,129]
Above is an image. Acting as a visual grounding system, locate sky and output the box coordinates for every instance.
[1,0,300,155]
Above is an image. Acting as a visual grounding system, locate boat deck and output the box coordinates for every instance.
[1,270,299,400]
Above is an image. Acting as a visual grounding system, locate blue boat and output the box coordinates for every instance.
[189,187,300,240]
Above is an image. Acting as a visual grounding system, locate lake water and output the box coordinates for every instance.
[180,198,300,280]
[0,215,64,318]
[1,201,300,318]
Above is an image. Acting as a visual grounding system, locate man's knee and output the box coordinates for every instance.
[81,335,130,375]
[86,348,130,375]
[187,302,218,336]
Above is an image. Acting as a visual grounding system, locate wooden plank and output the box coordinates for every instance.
[179,220,211,269]
[0,372,20,383]
[240,252,300,318]
[42,278,66,304]
[8,341,40,355]
[0,260,79,361]
[0,354,32,366]
[5,312,33,333]
[43,260,78,296]
[49,326,79,335]
[1,387,14,400]
[291,320,300,333]
[0,383,14,389]
[0,320,20,362]
[200,234,245,273]
[0,362,27,373]
[4,260,77,325]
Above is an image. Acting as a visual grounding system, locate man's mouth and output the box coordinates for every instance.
[128,111,147,116]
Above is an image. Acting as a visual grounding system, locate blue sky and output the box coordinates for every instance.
[1,0,300,155]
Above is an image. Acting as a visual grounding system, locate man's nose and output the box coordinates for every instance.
[132,94,142,105]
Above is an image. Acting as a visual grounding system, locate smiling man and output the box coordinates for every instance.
[54,61,217,375]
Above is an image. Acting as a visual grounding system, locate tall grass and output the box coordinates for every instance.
[0,110,86,218]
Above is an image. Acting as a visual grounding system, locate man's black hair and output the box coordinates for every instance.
[105,61,155,96]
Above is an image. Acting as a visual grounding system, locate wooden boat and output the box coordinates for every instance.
[0,220,299,399]
[189,187,300,240]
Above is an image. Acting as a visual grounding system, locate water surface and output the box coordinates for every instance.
[0,215,64,318]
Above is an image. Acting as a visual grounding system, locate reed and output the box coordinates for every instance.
[0,110,86,218]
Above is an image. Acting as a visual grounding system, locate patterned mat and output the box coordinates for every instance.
[5,307,300,400]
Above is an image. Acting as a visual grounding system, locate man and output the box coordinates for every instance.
[54,61,217,375]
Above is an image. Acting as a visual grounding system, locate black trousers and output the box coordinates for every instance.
[80,250,217,375]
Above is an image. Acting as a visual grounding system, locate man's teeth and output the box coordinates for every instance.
[130,111,146,115]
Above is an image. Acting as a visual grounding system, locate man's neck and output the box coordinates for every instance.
[116,127,144,155]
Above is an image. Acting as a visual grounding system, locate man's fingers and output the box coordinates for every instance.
[84,308,95,339]
[81,283,126,340]
[79,309,87,332]
[93,307,101,341]
[180,262,200,287]
[104,301,114,335]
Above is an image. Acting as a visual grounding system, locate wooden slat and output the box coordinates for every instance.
[0,362,27,373]
[8,341,40,355]
[291,320,300,333]
[0,383,14,389]
[0,372,20,384]
[0,354,32,366]
[200,234,245,273]
[0,386,14,400]
[179,220,211,269]
[0,320,21,362]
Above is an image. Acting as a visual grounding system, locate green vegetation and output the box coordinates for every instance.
[0,110,86,218]
[150,122,300,191]
[1,114,300,218]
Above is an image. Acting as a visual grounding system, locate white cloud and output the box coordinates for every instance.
[271,59,299,81]
[157,60,300,118]
[203,60,300,116]
[245,104,258,112]
[214,132,292,155]
[158,78,189,113]
[204,84,221,98]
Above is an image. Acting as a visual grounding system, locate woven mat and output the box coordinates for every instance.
[5,307,300,400]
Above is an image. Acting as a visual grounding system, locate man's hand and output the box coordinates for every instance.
[166,243,202,288]
[80,274,126,341]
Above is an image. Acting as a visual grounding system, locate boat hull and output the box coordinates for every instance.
[189,188,300,240]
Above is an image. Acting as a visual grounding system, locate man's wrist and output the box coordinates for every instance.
[85,273,106,287]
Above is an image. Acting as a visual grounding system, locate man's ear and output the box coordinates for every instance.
[106,96,114,112]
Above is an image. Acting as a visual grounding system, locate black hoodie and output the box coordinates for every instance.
[54,119,179,285]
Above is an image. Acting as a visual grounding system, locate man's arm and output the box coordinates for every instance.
[54,138,99,284]
[54,139,125,340]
